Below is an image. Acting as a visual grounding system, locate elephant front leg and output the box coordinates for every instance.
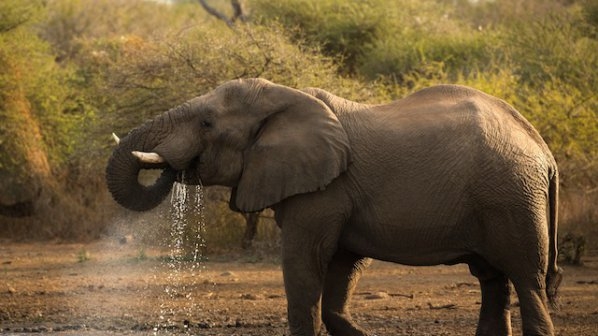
[322,249,371,336]
[282,249,325,335]
[281,226,339,336]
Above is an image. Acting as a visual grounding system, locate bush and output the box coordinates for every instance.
[80,22,371,136]
[1,0,596,250]
[506,11,597,93]
[0,0,106,239]
[582,0,598,30]
[359,28,498,83]
[251,0,388,73]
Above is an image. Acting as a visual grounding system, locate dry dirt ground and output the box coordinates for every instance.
[1,240,597,335]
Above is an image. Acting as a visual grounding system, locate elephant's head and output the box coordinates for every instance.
[106,78,351,212]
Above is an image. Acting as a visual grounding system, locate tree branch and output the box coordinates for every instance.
[197,0,247,28]
[231,0,247,23]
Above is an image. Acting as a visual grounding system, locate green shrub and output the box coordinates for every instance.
[359,28,498,83]
[448,0,576,28]
[82,22,369,135]
[251,0,388,73]
[0,0,105,239]
[582,0,598,30]
[505,11,598,93]
[252,0,501,81]
[40,0,207,63]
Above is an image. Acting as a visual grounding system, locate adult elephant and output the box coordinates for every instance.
[106,78,562,336]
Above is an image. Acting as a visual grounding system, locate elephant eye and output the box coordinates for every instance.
[201,120,213,128]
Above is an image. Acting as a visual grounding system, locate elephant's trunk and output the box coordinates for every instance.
[105,119,177,212]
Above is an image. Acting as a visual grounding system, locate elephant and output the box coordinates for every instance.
[106,78,562,336]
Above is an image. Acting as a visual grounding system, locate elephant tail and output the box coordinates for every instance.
[545,169,563,310]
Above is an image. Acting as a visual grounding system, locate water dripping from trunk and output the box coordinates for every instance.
[154,177,206,335]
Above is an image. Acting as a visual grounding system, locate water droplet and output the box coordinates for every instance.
[155,178,207,335]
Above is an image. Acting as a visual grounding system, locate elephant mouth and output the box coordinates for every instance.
[175,157,202,185]
[130,149,203,185]
[137,161,202,186]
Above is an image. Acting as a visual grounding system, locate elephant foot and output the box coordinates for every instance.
[322,311,369,336]
[475,309,512,336]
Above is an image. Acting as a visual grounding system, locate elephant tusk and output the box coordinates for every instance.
[131,151,165,164]
[112,133,120,145]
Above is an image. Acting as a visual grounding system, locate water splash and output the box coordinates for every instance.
[154,180,206,335]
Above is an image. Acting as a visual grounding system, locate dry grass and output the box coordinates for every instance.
[559,188,598,251]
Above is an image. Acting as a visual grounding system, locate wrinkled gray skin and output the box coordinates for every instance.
[106,78,562,336]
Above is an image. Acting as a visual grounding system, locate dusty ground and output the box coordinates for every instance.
[1,240,597,335]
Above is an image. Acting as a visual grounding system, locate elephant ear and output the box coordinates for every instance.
[234,86,351,212]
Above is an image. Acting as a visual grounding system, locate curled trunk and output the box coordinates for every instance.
[105,124,177,212]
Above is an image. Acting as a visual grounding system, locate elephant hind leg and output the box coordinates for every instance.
[477,205,555,336]
[322,249,371,336]
[510,277,555,336]
[468,256,512,336]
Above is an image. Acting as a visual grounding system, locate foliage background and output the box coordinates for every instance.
[0,0,596,253]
